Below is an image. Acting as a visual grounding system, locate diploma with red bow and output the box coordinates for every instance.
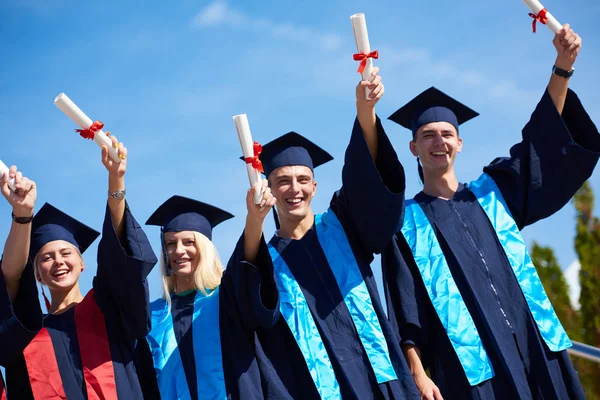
[351,13,378,98]
[54,93,120,163]
[0,159,16,191]
[523,0,562,33]
[233,113,263,205]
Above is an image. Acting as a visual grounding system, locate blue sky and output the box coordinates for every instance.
[0,0,599,308]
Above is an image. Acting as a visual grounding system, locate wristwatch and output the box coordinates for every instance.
[12,211,33,224]
[108,189,126,200]
[552,65,574,79]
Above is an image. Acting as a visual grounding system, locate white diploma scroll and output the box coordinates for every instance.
[351,13,375,98]
[233,114,263,205]
[522,0,562,33]
[0,159,16,191]
[54,93,121,163]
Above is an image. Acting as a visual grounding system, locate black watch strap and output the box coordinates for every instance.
[552,65,574,78]
[12,211,33,224]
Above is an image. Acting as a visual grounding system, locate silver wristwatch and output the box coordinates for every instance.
[108,189,126,200]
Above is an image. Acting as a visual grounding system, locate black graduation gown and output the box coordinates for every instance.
[134,277,268,400]
[383,89,600,400]
[1,257,43,400]
[0,261,43,367]
[5,203,158,399]
[223,118,420,399]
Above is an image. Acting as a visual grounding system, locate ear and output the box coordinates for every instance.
[409,140,419,157]
[457,136,463,153]
[312,180,317,198]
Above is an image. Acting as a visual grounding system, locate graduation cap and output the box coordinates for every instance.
[256,131,334,177]
[146,195,234,241]
[30,203,100,260]
[388,87,479,137]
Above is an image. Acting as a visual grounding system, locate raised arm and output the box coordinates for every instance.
[1,166,36,301]
[1,166,42,365]
[222,181,279,331]
[484,25,599,229]
[547,24,581,114]
[94,135,158,342]
[334,68,406,255]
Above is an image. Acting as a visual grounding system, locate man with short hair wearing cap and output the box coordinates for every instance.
[0,166,43,399]
[1,135,159,399]
[382,25,598,399]
[224,69,420,399]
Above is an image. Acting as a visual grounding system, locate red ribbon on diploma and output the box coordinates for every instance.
[528,8,549,33]
[244,141,264,173]
[76,120,104,140]
[353,50,379,74]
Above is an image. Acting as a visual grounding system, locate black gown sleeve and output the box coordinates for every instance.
[331,116,406,256]
[93,202,158,342]
[221,232,280,331]
[381,235,433,368]
[0,260,42,366]
[484,89,600,229]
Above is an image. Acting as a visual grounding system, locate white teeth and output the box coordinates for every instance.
[287,199,302,204]
[431,152,446,156]
[53,271,68,277]
[175,260,189,264]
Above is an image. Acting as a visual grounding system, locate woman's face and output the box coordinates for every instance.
[164,231,199,278]
[36,240,84,291]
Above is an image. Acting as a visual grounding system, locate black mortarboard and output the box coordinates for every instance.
[146,195,234,276]
[145,195,234,241]
[256,132,333,177]
[388,87,479,137]
[30,203,100,259]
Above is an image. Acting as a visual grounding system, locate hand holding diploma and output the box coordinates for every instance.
[0,159,16,191]
[553,24,581,71]
[1,165,36,219]
[351,13,378,98]
[54,93,121,163]
[523,0,562,33]
[243,179,276,263]
[234,113,264,205]
[101,134,128,182]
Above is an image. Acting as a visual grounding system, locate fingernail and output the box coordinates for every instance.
[105,131,111,137]
[119,154,126,160]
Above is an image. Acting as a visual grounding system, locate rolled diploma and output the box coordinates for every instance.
[351,13,374,98]
[522,0,562,33]
[0,159,16,191]
[54,93,120,163]
[233,114,262,205]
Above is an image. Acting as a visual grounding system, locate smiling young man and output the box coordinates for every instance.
[382,25,600,399]
[223,69,420,399]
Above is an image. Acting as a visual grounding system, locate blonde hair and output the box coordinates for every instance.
[161,231,224,304]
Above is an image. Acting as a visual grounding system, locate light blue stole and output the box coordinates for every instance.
[146,289,226,400]
[268,209,397,399]
[401,172,571,386]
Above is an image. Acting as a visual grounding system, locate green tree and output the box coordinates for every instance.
[573,181,600,398]
[531,242,580,340]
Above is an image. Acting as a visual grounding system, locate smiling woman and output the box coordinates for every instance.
[2,135,159,400]
[140,195,247,400]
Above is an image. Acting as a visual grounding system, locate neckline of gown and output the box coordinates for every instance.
[415,182,467,203]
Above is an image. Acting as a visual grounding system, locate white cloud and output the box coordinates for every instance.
[191,4,537,107]
[564,259,581,310]
[192,1,343,51]
[379,46,538,105]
